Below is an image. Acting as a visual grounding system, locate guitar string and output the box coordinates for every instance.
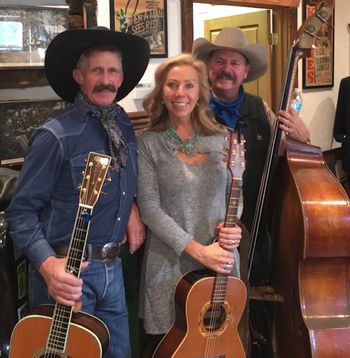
[43,158,109,357]
[204,161,241,357]
[205,207,232,355]
[206,275,221,357]
[45,207,86,357]
[52,208,86,349]
[205,279,215,357]
[206,274,227,357]
[205,153,238,357]
[44,163,95,357]
[205,140,229,357]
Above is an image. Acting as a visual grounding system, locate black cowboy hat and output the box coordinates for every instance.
[45,27,150,103]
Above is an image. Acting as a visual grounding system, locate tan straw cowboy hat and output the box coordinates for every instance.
[192,27,268,83]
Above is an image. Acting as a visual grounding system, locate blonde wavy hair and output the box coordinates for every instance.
[143,53,224,135]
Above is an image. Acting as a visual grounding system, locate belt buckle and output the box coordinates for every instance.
[100,242,119,262]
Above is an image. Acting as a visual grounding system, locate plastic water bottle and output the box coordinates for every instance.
[290,88,303,113]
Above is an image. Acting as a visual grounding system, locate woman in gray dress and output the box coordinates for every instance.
[137,53,243,356]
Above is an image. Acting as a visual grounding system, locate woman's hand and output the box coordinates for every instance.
[216,222,242,251]
[185,240,235,274]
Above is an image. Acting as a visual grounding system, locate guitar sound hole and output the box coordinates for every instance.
[203,304,226,331]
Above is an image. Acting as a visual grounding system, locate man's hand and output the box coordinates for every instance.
[125,203,146,254]
[39,256,87,306]
[278,109,310,144]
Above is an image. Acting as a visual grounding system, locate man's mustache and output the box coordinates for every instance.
[93,84,117,93]
[216,71,235,81]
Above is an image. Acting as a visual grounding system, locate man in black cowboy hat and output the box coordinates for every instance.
[193,27,310,356]
[6,27,150,357]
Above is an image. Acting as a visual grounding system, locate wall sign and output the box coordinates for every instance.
[110,0,168,58]
[302,0,334,89]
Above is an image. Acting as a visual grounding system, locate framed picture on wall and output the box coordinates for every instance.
[0,99,67,165]
[110,0,168,58]
[0,5,69,69]
[302,0,334,89]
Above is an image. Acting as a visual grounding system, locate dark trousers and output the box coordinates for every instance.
[141,334,164,358]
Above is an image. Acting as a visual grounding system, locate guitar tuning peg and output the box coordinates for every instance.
[77,184,81,191]
[81,171,85,177]
[100,191,107,195]
[105,176,112,183]
[223,147,229,152]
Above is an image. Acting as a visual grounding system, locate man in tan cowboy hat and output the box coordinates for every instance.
[193,27,310,355]
[193,27,309,142]
[6,27,149,358]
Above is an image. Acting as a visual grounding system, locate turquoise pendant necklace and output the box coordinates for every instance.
[166,125,200,157]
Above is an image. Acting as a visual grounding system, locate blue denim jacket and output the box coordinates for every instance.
[5,96,137,271]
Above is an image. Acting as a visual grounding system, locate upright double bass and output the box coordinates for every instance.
[248,1,350,356]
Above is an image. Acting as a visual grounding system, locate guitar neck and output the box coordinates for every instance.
[213,178,242,304]
[213,132,244,304]
[66,205,93,277]
[224,177,242,228]
[46,204,93,353]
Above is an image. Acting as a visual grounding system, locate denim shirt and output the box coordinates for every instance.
[5,96,137,271]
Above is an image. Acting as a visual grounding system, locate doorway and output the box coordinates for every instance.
[181,0,298,113]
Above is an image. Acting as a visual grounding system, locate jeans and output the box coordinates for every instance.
[29,257,131,358]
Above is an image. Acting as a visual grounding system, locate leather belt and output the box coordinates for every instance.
[52,242,121,262]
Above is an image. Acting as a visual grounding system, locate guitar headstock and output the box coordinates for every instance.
[79,152,112,207]
[225,130,245,181]
[295,0,334,50]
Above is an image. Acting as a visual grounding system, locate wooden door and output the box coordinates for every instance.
[204,10,271,106]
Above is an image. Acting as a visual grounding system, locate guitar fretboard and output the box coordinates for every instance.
[212,177,242,305]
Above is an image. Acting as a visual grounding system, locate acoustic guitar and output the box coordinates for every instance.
[9,152,111,358]
[153,130,247,358]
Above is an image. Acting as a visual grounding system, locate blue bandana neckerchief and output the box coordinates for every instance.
[210,85,245,129]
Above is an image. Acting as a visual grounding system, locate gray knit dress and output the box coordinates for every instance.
[137,130,241,334]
